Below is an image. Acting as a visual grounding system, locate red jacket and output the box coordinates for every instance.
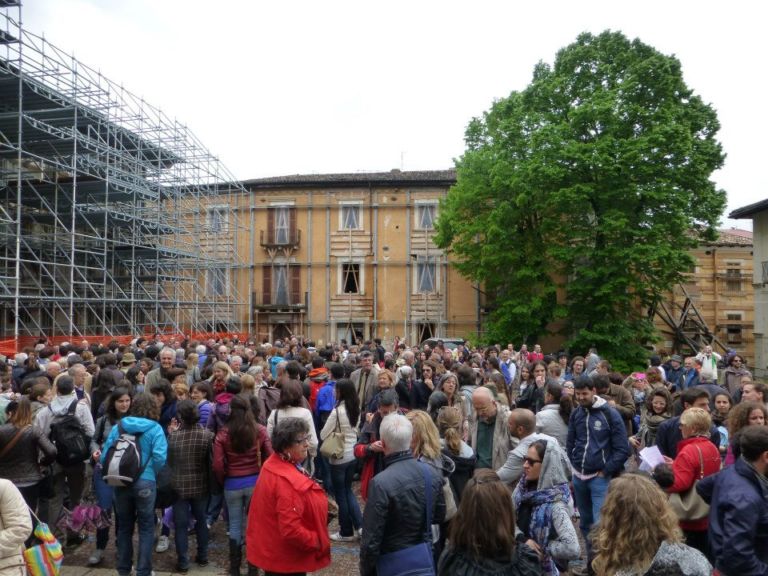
[213,425,273,486]
[668,435,721,531]
[245,453,330,573]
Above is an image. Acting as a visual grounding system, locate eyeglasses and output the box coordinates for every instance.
[294,435,311,445]
[523,457,542,466]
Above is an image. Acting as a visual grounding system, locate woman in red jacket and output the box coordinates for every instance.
[213,395,273,576]
[245,417,330,576]
[655,406,721,559]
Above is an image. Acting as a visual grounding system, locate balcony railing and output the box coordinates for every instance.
[252,290,306,310]
[260,229,301,249]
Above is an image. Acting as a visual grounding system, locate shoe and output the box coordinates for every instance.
[196,557,209,567]
[175,565,189,574]
[65,534,86,548]
[87,549,104,565]
[357,528,363,539]
[330,532,357,542]
[155,535,170,553]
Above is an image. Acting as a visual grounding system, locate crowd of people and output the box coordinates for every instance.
[0,336,766,576]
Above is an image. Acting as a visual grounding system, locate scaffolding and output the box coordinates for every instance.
[0,3,247,345]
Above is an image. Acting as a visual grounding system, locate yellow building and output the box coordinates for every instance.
[653,228,754,365]
[222,169,480,345]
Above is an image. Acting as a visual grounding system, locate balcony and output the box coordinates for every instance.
[260,229,301,250]
[252,290,306,312]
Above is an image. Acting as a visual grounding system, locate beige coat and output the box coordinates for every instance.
[0,479,31,576]
[468,401,511,470]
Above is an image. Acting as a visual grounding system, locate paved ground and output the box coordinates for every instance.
[60,497,362,576]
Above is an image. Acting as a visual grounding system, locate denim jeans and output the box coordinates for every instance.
[173,497,209,568]
[224,484,254,545]
[92,465,115,550]
[114,479,156,576]
[330,460,362,537]
[206,492,225,526]
[572,474,609,555]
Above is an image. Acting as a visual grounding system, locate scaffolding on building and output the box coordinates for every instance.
[0,3,247,348]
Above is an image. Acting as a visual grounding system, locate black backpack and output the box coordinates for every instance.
[49,400,91,466]
[102,422,148,487]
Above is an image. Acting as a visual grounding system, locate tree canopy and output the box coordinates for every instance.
[435,30,726,370]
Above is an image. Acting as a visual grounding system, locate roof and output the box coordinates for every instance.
[240,169,457,190]
[712,228,752,246]
[730,199,768,219]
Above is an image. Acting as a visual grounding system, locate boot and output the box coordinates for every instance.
[246,563,260,576]
[228,539,242,576]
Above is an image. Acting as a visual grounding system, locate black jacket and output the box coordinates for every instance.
[0,424,57,484]
[442,447,476,503]
[655,415,721,458]
[438,544,542,576]
[360,451,446,576]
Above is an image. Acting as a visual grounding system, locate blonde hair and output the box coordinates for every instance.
[240,373,256,393]
[680,407,711,436]
[172,381,189,399]
[212,361,233,377]
[377,370,395,388]
[406,410,441,461]
[437,405,463,456]
[186,353,199,371]
[592,475,682,576]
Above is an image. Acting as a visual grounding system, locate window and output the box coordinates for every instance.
[207,206,228,232]
[274,206,290,244]
[416,259,437,293]
[726,313,743,345]
[274,264,289,305]
[206,268,228,297]
[342,263,360,294]
[725,263,742,292]
[416,203,437,230]
[340,203,362,230]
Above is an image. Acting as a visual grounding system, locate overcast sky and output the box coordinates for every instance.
[21,1,767,228]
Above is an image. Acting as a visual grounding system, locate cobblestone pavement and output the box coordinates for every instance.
[60,493,362,576]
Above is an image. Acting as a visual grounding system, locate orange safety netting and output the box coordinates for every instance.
[0,331,251,356]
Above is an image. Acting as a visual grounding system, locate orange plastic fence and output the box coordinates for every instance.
[0,331,251,356]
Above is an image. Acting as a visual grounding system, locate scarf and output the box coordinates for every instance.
[639,411,668,447]
[513,474,570,576]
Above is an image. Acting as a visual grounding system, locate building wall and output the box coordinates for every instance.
[751,212,768,376]
[221,176,478,347]
[654,241,755,367]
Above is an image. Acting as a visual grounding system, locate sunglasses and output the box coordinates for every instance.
[523,457,542,466]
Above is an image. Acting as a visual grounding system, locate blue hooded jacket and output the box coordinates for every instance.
[567,395,629,477]
[100,415,167,483]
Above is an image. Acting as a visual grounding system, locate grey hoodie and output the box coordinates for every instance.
[34,392,95,438]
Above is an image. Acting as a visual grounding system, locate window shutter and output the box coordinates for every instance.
[289,208,297,244]
[291,265,301,305]
[267,208,275,244]
[263,265,272,305]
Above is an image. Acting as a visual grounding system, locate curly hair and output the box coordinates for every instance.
[728,401,768,438]
[406,410,441,461]
[591,474,682,575]
[130,392,160,421]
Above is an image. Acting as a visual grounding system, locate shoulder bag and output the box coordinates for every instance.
[376,462,436,576]
[320,407,346,460]
[0,426,25,459]
[668,445,710,521]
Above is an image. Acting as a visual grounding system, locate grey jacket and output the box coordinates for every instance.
[535,404,569,449]
[614,541,711,576]
[0,424,57,485]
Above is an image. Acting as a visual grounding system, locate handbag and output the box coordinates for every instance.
[24,508,63,576]
[320,408,346,460]
[668,446,710,521]
[442,478,457,521]
[376,462,436,576]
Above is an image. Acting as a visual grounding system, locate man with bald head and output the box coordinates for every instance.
[468,387,511,470]
[497,408,567,485]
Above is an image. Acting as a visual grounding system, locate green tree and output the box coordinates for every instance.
[435,31,726,370]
